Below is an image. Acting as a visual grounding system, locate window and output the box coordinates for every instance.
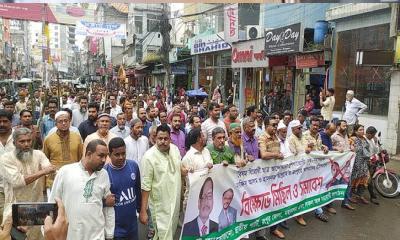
[135,16,143,34]
[136,44,143,62]
[334,24,393,116]
[147,14,160,32]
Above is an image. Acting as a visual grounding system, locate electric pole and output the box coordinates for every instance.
[159,3,172,97]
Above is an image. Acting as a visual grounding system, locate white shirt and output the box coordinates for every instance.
[124,135,149,165]
[72,108,88,127]
[277,135,293,158]
[181,146,213,207]
[321,96,335,121]
[344,98,367,125]
[110,125,130,139]
[286,120,307,139]
[201,118,227,145]
[110,105,122,118]
[197,216,210,236]
[0,132,15,193]
[49,162,115,240]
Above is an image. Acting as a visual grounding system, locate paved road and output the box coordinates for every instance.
[138,160,400,240]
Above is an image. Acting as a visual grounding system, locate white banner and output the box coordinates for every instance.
[224,4,239,43]
[75,20,126,39]
[181,151,355,240]
[189,33,231,55]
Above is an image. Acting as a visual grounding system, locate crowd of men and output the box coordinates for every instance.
[0,83,379,240]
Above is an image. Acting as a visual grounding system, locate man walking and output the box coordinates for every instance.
[105,137,141,240]
[83,113,117,156]
[0,128,56,238]
[170,113,186,157]
[72,96,88,128]
[43,111,83,195]
[15,109,42,149]
[320,88,335,124]
[40,99,58,139]
[139,124,183,239]
[124,119,149,165]
[49,139,115,240]
[78,102,99,141]
[0,110,15,224]
[110,112,131,139]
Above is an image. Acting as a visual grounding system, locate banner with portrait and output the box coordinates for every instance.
[181,151,355,240]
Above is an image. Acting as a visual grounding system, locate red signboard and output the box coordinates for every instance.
[0,3,95,25]
[296,52,325,68]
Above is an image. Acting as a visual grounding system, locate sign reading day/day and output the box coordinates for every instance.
[190,33,231,55]
[76,20,127,40]
[231,38,269,68]
[181,152,354,240]
[264,23,303,56]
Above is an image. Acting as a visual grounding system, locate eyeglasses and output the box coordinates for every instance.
[270,124,278,127]
[201,194,213,201]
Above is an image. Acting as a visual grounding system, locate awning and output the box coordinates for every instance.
[135,65,148,71]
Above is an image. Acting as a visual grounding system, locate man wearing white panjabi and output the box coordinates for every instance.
[49,139,115,240]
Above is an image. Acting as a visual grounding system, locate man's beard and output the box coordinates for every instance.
[231,135,242,147]
[16,148,33,162]
[80,108,87,113]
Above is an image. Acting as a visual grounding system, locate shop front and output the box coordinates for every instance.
[295,51,327,110]
[231,38,269,112]
[264,23,304,113]
[190,33,232,99]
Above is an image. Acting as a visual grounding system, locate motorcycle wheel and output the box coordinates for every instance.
[374,172,400,198]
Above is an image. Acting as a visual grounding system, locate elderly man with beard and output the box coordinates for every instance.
[0,110,15,224]
[78,102,99,141]
[15,109,42,149]
[110,112,131,139]
[49,139,115,240]
[72,96,88,128]
[0,127,56,239]
[83,113,117,161]
[124,119,149,165]
[206,127,245,167]
[43,111,83,196]
[182,177,218,237]
[139,124,183,239]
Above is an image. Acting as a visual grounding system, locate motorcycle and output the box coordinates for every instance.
[370,132,400,198]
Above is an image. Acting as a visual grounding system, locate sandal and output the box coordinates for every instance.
[315,213,329,222]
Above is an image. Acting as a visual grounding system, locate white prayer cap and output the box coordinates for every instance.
[291,120,301,129]
[346,90,354,96]
[55,111,69,120]
[277,121,287,130]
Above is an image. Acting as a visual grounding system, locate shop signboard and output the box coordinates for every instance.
[264,23,303,56]
[231,38,268,68]
[190,33,231,55]
[172,65,188,75]
[224,3,239,43]
[76,21,126,39]
[296,52,325,68]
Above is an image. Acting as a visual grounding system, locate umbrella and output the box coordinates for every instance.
[186,89,208,97]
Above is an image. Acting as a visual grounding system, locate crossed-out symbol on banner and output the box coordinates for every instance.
[326,155,354,189]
